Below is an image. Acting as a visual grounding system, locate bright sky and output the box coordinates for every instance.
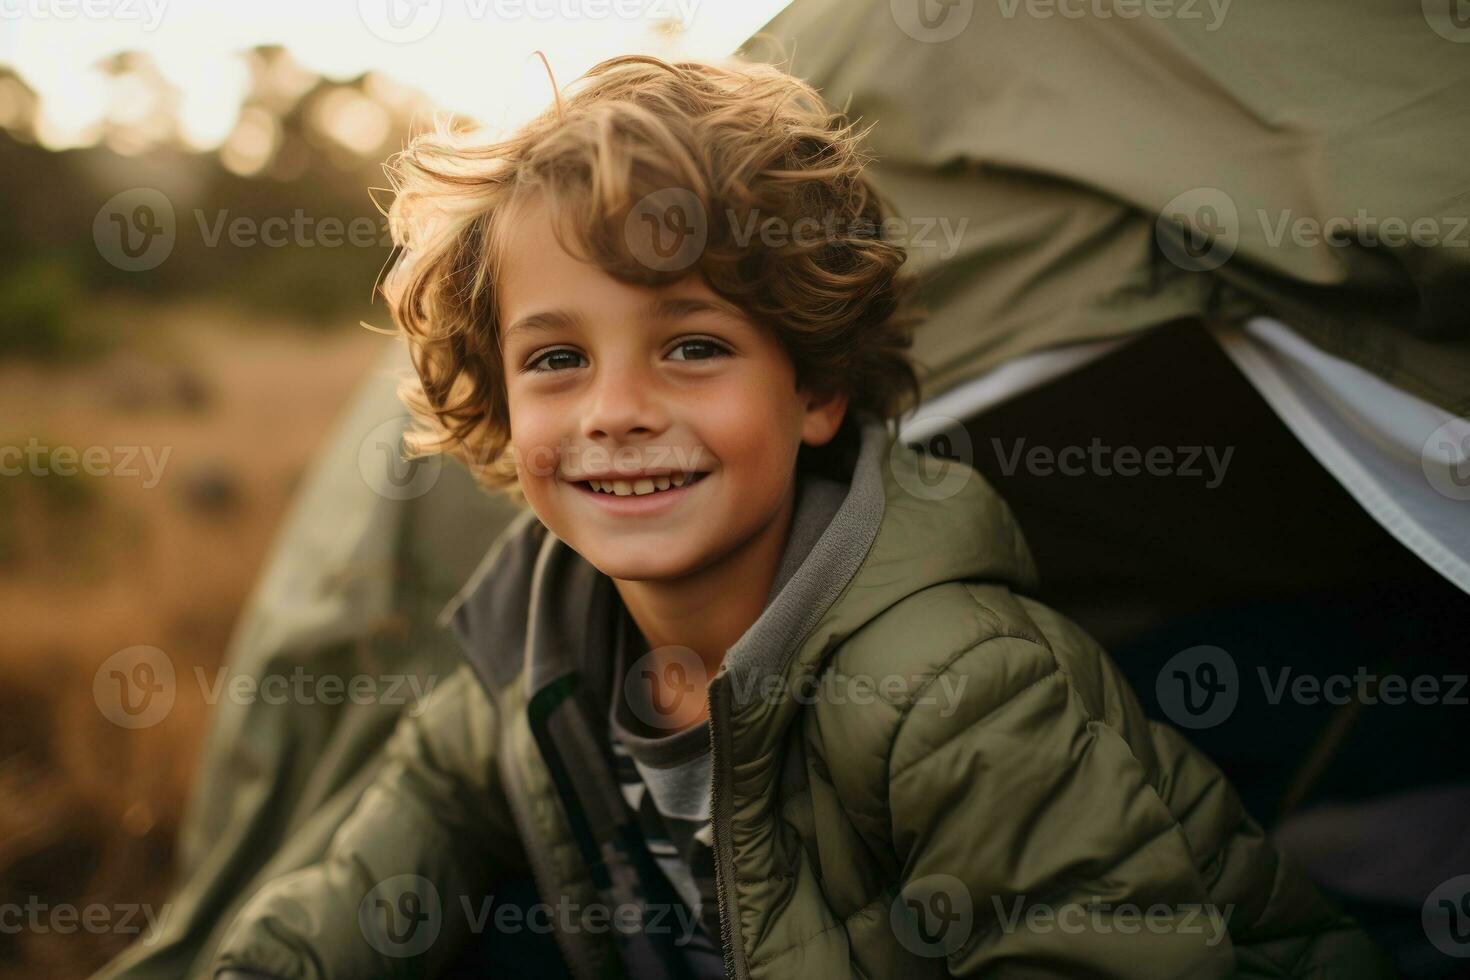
[0,0,794,149]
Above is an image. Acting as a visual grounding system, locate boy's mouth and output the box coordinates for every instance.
[567,470,711,513]
[572,470,710,497]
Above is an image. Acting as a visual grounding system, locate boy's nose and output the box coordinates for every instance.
[579,359,669,442]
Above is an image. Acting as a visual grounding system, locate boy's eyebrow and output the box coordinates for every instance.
[502,308,582,342]
[502,295,747,342]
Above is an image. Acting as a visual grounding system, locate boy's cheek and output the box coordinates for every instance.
[505,434,560,485]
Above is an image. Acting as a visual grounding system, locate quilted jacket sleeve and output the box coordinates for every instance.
[210,664,525,979]
[886,607,1395,979]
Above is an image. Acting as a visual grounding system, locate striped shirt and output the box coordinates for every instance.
[605,597,725,976]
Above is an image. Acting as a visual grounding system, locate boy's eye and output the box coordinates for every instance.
[667,338,731,362]
[526,349,586,373]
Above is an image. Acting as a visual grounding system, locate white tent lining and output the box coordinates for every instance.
[897,318,1470,597]
[1215,317,1470,598]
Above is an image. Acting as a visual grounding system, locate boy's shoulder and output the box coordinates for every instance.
[831,575,1051,691]
[824,574,1065,724]
[814,571,1144,787]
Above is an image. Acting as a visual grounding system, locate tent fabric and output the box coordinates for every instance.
[897,334,1129,443]
[738,0,1470,416]
[1215,316,1470,596]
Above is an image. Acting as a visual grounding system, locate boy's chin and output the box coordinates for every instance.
[577,540,709,583]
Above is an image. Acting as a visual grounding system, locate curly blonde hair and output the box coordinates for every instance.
[380,52,925,500]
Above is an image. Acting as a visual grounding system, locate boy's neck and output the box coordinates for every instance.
[610,472,799,704]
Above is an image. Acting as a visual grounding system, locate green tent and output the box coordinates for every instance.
[93,360,520,979]
[97,1,1470,976]
[739,0,1470,414]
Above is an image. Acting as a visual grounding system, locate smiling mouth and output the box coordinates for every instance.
[572,471,710,497]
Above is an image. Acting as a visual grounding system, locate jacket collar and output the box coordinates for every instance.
[717,416,889,708]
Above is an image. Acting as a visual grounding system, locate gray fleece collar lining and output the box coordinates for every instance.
[717,417,889,709]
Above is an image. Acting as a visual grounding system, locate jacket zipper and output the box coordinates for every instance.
[707,673,750,980]
[498,717,602,980]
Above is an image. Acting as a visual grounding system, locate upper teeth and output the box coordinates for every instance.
[588,472,698,496]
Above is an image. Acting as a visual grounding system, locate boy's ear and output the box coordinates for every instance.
[799,389,849,448]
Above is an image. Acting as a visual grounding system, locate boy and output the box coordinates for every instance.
[213,54,1390,978]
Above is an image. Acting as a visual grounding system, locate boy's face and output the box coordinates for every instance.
[496,197,846,582]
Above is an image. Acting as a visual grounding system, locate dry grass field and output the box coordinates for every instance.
[0,301,382,978]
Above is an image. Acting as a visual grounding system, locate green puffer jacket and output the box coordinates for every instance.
[212,417,1391,979]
